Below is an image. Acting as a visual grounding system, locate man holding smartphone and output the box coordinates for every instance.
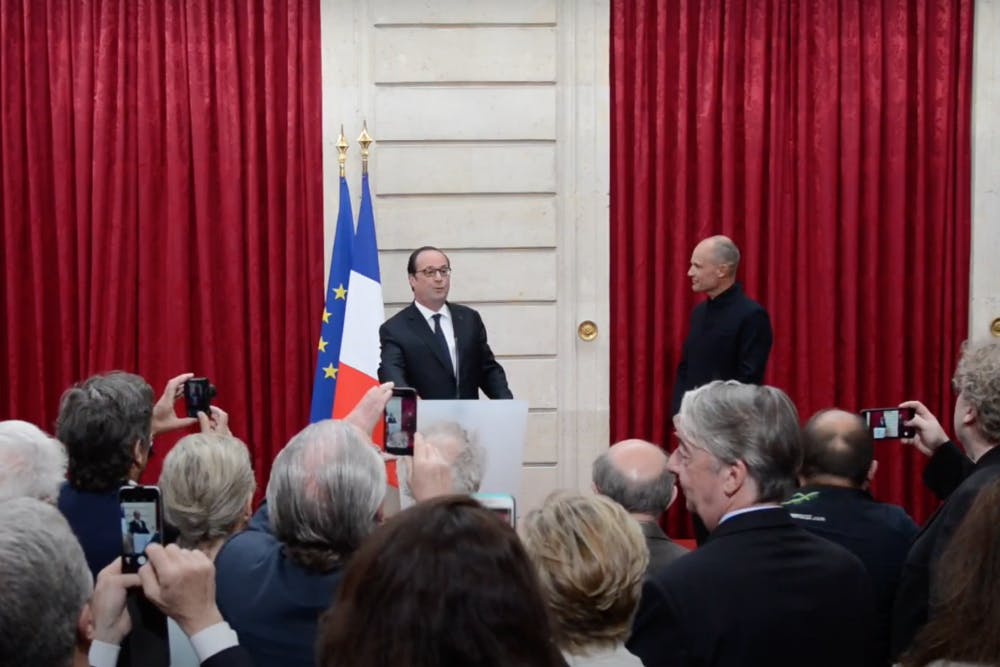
[378,246,513,400]
[891,340,1000,659]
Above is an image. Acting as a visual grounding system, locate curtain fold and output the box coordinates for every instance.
[611,0,973,536]
[0,0,323,491]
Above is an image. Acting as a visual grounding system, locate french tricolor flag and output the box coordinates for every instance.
[333,171,384,433]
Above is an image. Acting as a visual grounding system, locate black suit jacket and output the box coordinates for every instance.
[785,485,918,666]
[627,508,875,667]
[640,520,688,577]
[378,302,512,399]
[202,646,255,667]
[890,444,1000,658]
[671,283,772,416]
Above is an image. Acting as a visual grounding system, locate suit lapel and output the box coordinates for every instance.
[404,303,455,377]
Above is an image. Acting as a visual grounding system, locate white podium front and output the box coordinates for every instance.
[396,399,529,508]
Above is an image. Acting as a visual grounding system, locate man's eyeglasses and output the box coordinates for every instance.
[417,267,452,278]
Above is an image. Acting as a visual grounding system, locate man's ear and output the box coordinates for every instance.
[131,439,147,466]
[962,403,977,427]
[667,484,679,509]
[721,460,748,498]
[867,460,878,485]
[591,482,601,495]
[78,601,94,648]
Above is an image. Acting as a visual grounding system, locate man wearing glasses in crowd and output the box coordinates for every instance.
[378,246,513,400]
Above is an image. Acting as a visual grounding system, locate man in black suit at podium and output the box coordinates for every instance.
[379,246,512,400]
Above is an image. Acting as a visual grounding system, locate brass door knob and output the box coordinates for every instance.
[991,318,1000,338]
[578,320,598,341]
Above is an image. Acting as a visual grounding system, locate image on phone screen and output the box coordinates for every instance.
[120,494,161,571]
[861,408,916,440]
[385,391,417,456]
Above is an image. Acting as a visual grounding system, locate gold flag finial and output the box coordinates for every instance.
[336,125,349,178]
[358,122,373,175]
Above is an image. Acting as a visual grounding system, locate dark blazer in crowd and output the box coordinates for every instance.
[378,302,512,399]
[891,443,1000,658]
[201,647,255,667]
[785,484,918,666]
[670,283,772,416]
[639,520,688,577]
[57,483,122,579]
[214,505,344,667]
[627,507,875,667]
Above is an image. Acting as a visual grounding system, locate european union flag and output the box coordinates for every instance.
[309,175,354,422]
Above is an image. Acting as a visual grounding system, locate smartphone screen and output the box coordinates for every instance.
[119,486,162,573]
[385,388,417,456]
[861,408,916,440]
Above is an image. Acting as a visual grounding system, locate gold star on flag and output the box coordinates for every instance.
[321,308,331,324]
[323,364,337,379]
[318,337,328,352]
[333,284,347,300]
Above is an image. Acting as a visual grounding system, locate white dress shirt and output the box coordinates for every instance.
[88,621,239,667]
[413,301,458,374]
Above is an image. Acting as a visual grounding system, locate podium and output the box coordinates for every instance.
[398,399,529,507]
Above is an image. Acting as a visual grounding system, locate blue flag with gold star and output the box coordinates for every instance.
[309,174,353,422]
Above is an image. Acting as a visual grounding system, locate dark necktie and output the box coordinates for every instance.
[432,314,454,375]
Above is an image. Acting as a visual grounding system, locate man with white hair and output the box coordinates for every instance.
[0,419,67,502]
[0,497,93,666]
[214,419,385,667]
[627,381,874,667]
[214,384,454,667]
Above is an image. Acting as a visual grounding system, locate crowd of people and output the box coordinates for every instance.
[2,338,1000,667]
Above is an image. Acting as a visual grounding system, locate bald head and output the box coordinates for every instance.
[688,236,741,297]
[800,409,874,487]
[593,439,675,517]
[701,236,740,271]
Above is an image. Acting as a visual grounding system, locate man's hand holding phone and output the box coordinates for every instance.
[346,382,394,436]
[898,400,950,457]
[90,559,142,646]
[151,373,198,436]
[138,544,225,638]
[408,433,453,502]
[197,405,231,436]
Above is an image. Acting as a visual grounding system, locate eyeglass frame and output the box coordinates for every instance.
[414,266,452,278]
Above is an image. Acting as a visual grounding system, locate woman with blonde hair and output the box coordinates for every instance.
[158,427,256,666]
[521,492,648,667]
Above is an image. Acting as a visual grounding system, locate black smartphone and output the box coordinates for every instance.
[184,377,216,418]
[385,387,418,456]
[119,485,163,573]
[860,407,917,440]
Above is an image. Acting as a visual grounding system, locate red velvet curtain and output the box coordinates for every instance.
[0,0,323,491]
[611,0,972,536]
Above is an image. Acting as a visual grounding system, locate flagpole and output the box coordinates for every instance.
[337,124,349,178]
[358,121,373,174]
[308,124,354,422]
